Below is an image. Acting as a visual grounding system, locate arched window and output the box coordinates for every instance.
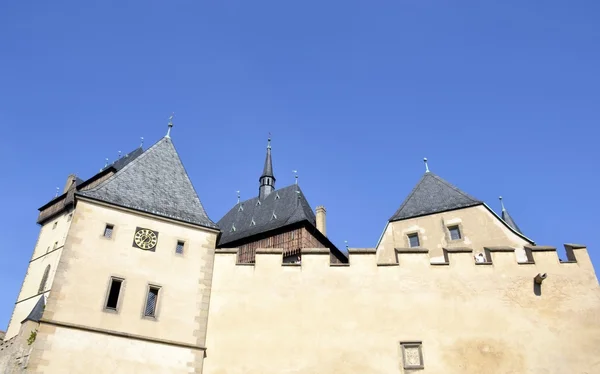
[38,265,50,293]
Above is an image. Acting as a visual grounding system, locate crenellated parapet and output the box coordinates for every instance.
[214,244,597,278]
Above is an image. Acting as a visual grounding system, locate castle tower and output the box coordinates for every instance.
[258,137,275,200]
[5,125,220,373]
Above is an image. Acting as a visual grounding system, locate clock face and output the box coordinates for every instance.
[133,228,158,250]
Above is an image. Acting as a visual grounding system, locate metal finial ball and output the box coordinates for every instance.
[499,196,503,200]
[423,157,428,162]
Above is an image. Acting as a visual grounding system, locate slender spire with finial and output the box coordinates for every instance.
[55,187,59,197]
[258,134,276,199]
[237,190,240,204]
[166,112,175,138]
[344,240,349,252]
[293,170,298,185]
[498,196,523,234]
[104,158,109,167]
[118,151,122,159]
[140,137,144,148]
[424,157,430,173]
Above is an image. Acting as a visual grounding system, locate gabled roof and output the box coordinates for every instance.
[390,172,482,222]
[502,209,522,234]
[78,137,217,229]
[21,296,45,323]
[218,184,316,246]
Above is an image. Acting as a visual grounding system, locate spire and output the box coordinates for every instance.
[499,196,523,234]
[258,135,276,199]
[424,157,430,173]
[166,113,174,138]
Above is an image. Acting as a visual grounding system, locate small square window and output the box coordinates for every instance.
[448,225,461,240]
[103,224,114,238]
[175,241,184,255]
[400,341,424,370]
[52,222,57,230]
[408,233,420,248]
[144,286,160,317]
[105,278,123,311]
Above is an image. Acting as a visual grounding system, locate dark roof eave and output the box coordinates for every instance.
[76,194,220,232]
[388,202,483,222]
[218,219,348,262]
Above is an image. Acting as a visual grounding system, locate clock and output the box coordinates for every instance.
[133,227,159,251]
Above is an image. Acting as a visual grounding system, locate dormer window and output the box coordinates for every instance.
[251,218,256,226]
[238,204,244,212]
[256,200,261,206]
[231,224,236,232]
[275,193,280,200]
[271,212,277,220]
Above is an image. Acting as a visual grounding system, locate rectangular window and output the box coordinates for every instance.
[175,241,184,255]
[105,278,123,311]
[103,224,114,238]
[400,341,424,369]
[144,286,160,317]
[448,225,462,240]
[408,233,420,248]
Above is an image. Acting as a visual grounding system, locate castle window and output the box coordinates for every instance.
[38,265,50,293]
[448,225,461,240]
[52,222,57,230]
[144,286,160,318]
[103,224,114,238]
[175,241,184,255]
[105,277,123,311]
[400,341,424,370]
[408,233,420,248]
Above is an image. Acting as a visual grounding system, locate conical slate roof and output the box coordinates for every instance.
[502,209,522,234]
[390,172,482,221]
[260,141,274,180]
[78,137,217,229]
[21,296,45,323]
[218,184,316,246]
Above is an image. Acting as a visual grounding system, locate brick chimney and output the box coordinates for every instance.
[63,174,77,193]
[316,206,326,236]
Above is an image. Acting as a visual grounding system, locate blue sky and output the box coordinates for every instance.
[1,1,599,330]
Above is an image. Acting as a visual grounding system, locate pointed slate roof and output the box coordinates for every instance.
[390,172,482,221]
[502,209,522,234]
[260,141,274,179]
[101,147,144,172]
[78,137,217,229]
[218,184,316,246]
[21,296,45,323]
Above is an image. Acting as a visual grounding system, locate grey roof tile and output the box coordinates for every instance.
[21,296,45,323]
[218,184,316,246]
[390,172,482,221]
[78,137,217,229]
[502,209,523,234]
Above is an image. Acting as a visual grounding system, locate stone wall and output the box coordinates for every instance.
[0,320,38,373]
[204,244,600,374]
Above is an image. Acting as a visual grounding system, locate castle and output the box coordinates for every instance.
[1,122,599,373]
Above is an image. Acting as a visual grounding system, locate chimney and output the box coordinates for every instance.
[316,206,326,236]
[63,174,77,193]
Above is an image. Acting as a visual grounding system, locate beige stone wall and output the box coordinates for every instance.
[377,205,532,263]
[5,211,73,339]
[27,198,218,373]
[0,320,38,373]
[204,245,600,374]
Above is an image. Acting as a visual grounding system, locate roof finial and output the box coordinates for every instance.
[140,137,144,148]
[293,170,298,184]
[104,158,109,167]
[166,112,175,138]
[499,196,506,212]
[55,187,59,197]
[237,190,240,204]
[424,157,430,173]
[118,151,122,159]
[267,132,271,149]
[344,240,349,252]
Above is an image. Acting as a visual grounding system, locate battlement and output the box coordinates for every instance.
[214,243,596,276]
